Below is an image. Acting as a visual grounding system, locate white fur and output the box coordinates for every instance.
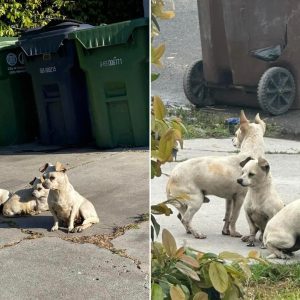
[42,162,99,233]
[166,111,266,238]
[2,178,49,217]
[0,189,10,206]
[237,158,284,247]
[263,199,300,259]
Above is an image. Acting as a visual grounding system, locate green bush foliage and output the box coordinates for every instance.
[0,0,145,36]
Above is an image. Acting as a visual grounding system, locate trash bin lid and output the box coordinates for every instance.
[69,18,148,50]
[18,19,93,56]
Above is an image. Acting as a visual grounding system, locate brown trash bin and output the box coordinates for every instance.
[183,0,300,115]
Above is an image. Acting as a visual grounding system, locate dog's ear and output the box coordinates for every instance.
[240,156,254,168]
[55,162,67,173]
[258,157,270,174]
[254,113,266,133]
[39,163,50,173]
[40,176,45,183]
[29,177,37,186]
[240,110,249,132]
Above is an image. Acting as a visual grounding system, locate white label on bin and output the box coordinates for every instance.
[6,53,17,66]
[40,66,57,74]
[100,57,123,68]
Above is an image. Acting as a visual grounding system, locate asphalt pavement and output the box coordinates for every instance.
[0,146,149,300]
[152,137,300,262]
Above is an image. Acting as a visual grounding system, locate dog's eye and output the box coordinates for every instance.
[37,188,42,191]
[43,175,46,179]
[50,176,55,181]
[249,172,255,177]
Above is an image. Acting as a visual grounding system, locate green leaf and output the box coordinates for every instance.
[152,72,160,81]
[162,229,177,257]
[153,95,166,120]
[151,214,161,238]
[157,128,175,162]
[180,254,200,268]
[201,253,218,260]
[170,285,185,300]
[151,203,173,216]
[193,291,208,300]
[151,283,164,300]
[218,251,245,261]
[175,262,200,281]
[222,283,240,300]
[208,262,229,293]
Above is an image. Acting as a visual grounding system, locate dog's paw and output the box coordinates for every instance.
[50,225,58,232]
[230,231,242,238]
[241,235,250,242]
[267,253,290,260]
[68,226,74,233]
[194,232,207,239]
[247,241,255,247]
[222,229,230,236]
[260,244,267,249]
[72,226,83,233]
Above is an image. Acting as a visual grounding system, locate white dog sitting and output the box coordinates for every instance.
[40,162,99,233]
[263,199,300,259]
[237,157,284,247]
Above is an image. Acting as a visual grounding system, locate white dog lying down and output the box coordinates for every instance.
[0,189,10,206]
[237,157,284,247]
[2,178,49,217]
[40,162,99,233]
[263,199,300,259]
[166,111,266,238]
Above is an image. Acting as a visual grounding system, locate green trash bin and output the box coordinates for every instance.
[69,18,149,148]
[0,38,38,146]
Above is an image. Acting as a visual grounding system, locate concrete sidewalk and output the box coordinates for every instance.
[0,147,149,299]
[152,138,300,262]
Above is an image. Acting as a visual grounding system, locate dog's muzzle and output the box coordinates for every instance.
[237,178,243,185]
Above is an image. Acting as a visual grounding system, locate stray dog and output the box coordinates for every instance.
[263,199,300,259]
[237,157,284,247]
[166,110,266,239]
[40,162,99,233]
[0,189,10,206]
[2,177,49,217]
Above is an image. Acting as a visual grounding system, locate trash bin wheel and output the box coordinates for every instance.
[183,60,207,106]
[257,67,295,115]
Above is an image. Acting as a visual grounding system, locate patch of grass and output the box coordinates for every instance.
[167,106,233,139]
[167,106,284,139]
[245,263,300,299]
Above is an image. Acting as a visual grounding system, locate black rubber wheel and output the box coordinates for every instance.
[183,60,207,106]
[257,67,296,115]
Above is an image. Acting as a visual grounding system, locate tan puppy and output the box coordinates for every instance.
[166,111,266,239]
[2,178,49,217]
[237,157,284,247]
[263,199,300,259]
[0,189,10,206]
[40,162,99,233]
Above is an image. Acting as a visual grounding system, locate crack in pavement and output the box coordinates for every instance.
[61,215,149,271]
[0,229,44,250]
[0,214,149,273]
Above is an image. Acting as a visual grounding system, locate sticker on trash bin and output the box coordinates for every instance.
[6,53,17,66]
[100,57,123,68]
[40,66,57,74]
